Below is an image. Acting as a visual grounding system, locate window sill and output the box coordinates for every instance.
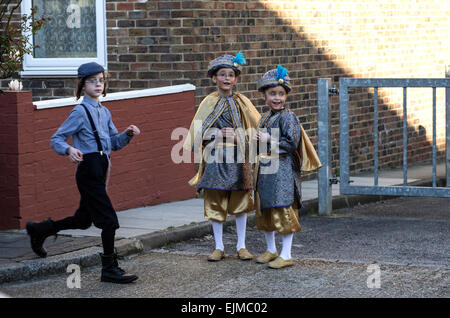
[20,70,79,78]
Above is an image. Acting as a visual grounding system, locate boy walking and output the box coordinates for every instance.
[26,62,140,284]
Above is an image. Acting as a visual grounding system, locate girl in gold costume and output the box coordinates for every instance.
[253,65,321,269]
[183,52,261,261]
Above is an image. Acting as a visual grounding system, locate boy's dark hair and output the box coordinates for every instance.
[76,72,107,100]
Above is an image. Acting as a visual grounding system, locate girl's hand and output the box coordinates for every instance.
[126,125,140,136]
[67,147,83,163]
[220,127,236,142]
[256,131,270,143]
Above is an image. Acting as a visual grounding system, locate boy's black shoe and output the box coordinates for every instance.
[100,253,138,284]
[26,219,57,258]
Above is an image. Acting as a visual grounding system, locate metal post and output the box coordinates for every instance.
[318,78,332,215]
[403,87,408,187]
[373,87,379,186]
[432,87,437,188]
[339,77,350,194]
[446,66,450,187]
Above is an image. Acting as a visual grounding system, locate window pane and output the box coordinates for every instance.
[32,0,97,58]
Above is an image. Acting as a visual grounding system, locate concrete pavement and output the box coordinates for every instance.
[0,163,444,285]
[1,195,449,298]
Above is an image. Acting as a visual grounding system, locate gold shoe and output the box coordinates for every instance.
[255,251,279,264]
[237,248,253,260]
[268,257,293,269]
[207,249,225,262]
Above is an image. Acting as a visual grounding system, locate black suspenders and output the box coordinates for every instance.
[80,104,104,155]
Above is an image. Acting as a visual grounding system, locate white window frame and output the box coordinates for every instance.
[20,0,107,77]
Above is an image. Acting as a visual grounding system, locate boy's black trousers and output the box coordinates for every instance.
[54,153,119,255]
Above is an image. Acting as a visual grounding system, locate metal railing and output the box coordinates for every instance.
[317,78,450,215]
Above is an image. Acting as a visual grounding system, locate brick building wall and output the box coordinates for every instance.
[2,0,450,176]
[0,87,196,230]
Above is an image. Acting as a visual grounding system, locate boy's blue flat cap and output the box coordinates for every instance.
[77,62,105,78]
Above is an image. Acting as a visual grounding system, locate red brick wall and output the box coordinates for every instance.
[0,92,24,229]
[0,89,196,230]
[2,0,450,177]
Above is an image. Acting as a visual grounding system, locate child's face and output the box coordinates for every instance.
[263,85,287,111]
[83,72,105,101]
[212,68,238,96]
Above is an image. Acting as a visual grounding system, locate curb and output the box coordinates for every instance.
[0,178,440,284]
[0,246,102,284]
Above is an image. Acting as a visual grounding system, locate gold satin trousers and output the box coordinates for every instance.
[255,192,302,235]
[203,189,254,223]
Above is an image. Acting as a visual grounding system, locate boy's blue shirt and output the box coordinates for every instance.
[51,96,132,156]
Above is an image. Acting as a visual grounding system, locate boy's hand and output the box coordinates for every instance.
[67,147,83,163]
[126,125,140,136]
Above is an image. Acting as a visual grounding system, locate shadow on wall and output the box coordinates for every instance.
[189,0,448,179]
[244,1,447,180]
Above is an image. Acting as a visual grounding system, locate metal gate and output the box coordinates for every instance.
[317,78,450,215]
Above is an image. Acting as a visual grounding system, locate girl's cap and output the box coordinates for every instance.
[207,51,246,77]
[257,65,292,92]
[77,62,105,78]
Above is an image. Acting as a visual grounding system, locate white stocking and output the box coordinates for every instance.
[235,213,247,251]
[211,221,224,251]
[280,233,294,260]
[264,231,277,254]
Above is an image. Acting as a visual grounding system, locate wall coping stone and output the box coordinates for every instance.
[33,84,196,110]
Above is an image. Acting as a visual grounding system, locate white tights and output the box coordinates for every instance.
[211,213,248,252]
[235,213,247,251]
[211,220,224,251]
[263,231,294,260]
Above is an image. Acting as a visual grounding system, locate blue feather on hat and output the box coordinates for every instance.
[233,51,246,65]
[276,64,288,80]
